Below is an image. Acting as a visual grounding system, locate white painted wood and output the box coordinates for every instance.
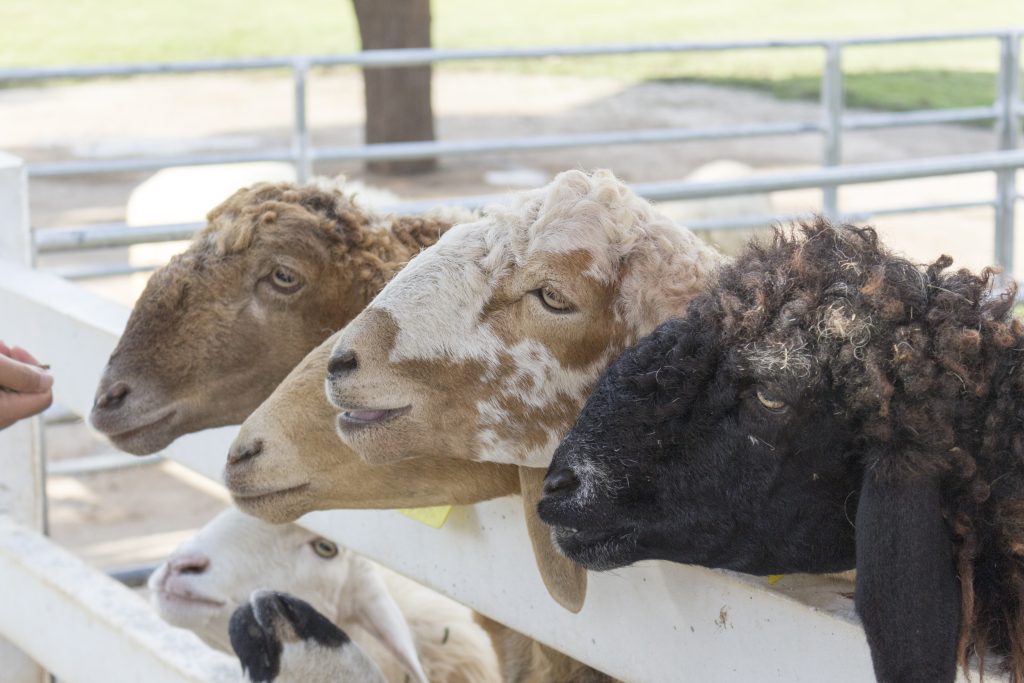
[0,516,239,683]
[0,152,47,683]
[0,261,950,683]
[0,259,997,681]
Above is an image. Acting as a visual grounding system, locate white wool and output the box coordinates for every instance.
[150,510,500,683]
[343,168,721,467]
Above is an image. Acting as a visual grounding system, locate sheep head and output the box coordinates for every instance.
[543,220,1024,681]
[225,335,520,520]
[324,169,719,468]
[91,180,452,455]
[151,509,426,682]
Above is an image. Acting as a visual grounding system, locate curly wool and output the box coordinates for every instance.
[712,219,1024,678]
[198,180,459,291]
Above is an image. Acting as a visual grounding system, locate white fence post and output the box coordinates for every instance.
[0,151,48,683]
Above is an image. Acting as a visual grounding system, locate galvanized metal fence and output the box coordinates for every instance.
[3,29,1022,277]
[1,30,1023,683]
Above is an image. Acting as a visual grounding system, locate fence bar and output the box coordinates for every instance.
[293,61,312,183]
[29,151,1024,253]
[36,221,203,253]
[313,120,823,163]
[0,152,48,683]
[3,31,1018,83]
[47,453,163,477]
[995,33,1021,279]
[679,199,996,233]
[27,150,296,178]
[0,517,238,683]
[631,149,1024,201]
[27,104,1007,181]
[844,106,998,130]
[820,43,843,219]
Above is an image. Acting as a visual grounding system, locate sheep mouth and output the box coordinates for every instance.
[93,408,179,452]
[156,587,226,609]
[230,482,311,504]
[550,525,635,570]
[334,405,411,430]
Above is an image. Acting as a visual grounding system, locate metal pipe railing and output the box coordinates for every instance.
[9,30,1024,274]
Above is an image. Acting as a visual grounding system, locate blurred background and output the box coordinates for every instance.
[2,0,1022,590]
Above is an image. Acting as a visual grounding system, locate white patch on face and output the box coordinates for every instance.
[272,640,386,683]
[370,221,509,366]
[475,340,620,467]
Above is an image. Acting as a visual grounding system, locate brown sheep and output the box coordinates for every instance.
[91,180,460,455]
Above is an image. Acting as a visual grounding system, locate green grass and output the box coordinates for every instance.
[679,70,1000,113]
[1,0,1022,111]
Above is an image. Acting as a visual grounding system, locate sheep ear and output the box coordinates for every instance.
[347,560,429,683]
[520,466,588,613]
[854,467,960,682]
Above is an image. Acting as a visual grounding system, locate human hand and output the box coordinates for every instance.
[0,341,53,430]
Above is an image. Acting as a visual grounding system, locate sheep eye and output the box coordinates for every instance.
[756,389,787,412]
[270,266,302,293]
[310,538,338,558]
[537,286,574,313]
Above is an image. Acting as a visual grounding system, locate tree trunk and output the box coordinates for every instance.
[352,0,437,175]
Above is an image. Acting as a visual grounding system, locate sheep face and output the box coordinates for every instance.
[539,309,862,573]
[148,509,360,651]
[91,182,451,455]
[225,336,520,521]
[326,169,719,468]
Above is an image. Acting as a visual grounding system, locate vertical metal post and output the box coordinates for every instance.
[293,61,312,184]
[820,42,844,220]
[995,33,1021,282]
[0,151,48,683]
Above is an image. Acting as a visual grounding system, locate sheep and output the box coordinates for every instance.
[230,590,387,683]
[91,178,463,455]
[227,341,615,681]
[150,508,501,683]
[539,219,1024,682]
[324,168,721,469]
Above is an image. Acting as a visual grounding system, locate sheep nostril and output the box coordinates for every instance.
[95,382,130,410]
[227,439,264,466]
[169,555,209,576]
[327,349,358,380]
[543,468,580,496]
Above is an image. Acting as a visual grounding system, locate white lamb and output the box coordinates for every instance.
[149,509,500,683]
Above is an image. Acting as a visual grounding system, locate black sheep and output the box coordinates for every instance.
[539,220,1024,682]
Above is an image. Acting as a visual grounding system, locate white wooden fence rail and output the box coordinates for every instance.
[0,151,985,682]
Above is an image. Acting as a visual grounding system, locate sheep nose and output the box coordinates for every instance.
[227,439,263,466]
[327,349,358,380]
[95,382,130,410]
[543,468,580,496]
[168,554,209,576]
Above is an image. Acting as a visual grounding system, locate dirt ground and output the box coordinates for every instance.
[3,68,1017,578]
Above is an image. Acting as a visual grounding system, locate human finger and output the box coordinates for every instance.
[0,354,54,394]
[0,389,53,429]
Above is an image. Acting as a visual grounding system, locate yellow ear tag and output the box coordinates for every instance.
[398,506,453,529]
[767,575,785,585]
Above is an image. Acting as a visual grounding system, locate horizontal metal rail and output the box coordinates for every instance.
[28,150,296,178]
[47,453,163,477]
[1,30,1019,83]
[36,221,205,251]
[23,104,1013,180]
[34,152,1021,255]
